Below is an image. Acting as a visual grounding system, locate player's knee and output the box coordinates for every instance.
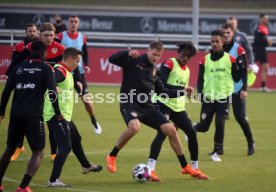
[186,129,197,139]
[128,120,140,133]
[161,123,177,138]
[196,124,209,133]
[60,144,72,155]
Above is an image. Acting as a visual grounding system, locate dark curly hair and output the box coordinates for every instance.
[176,41,197,57]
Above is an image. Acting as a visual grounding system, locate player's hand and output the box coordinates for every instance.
[76,81,83,96]
[128,50,140,58]
[240,90,248,100]
[0,75,8,80]
[268,38,273,47]
[0,115,4,124]
[56,114,64,121]
[85,66,91,74]
[185,86,195,99]
[56,86,61,94]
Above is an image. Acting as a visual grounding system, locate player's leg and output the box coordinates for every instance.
[194,100,216,133]
[147,104,170,181]
[48,125,57,161]
[211,100,229,161]
[0,117,23,189]
[11,137,25,162]
[148,130,166,182]
[170,111,208,179]
[17,118,45,191]
[107,105,141,173]
[142,109,205,179]
[260,51,271,92]
[171,111,198,167]
[79,75,102,134]
[232,92,255,155]
[47,117,71,187]
[261,63,270,92]
[69,121,102,174]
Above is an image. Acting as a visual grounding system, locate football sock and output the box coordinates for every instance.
[178,155,188,168]
[91,115,98,128]
[214,143,223,152]
[0,171,4,185]
[19,174,32,189]
[110,146,120,157]
[147,158,157,171]
[191,161,198,169]
[261,81,266,88]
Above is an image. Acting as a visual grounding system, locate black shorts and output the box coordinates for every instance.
[7,117,45,150]
[254,49,268,64]
[75,74,89,95]
[120,104,169,130]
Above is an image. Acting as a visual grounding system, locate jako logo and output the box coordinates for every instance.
[23,83,35,89]
[100,58,121,75]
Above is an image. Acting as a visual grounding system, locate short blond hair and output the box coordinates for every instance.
[39,23,56,33]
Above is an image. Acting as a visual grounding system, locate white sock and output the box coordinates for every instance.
[191,160,198,169]
[148,158,157,171]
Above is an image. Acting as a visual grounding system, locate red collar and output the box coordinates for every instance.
[58,62,72,72]
[66,31,78,39]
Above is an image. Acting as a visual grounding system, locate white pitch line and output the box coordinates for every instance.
[4,176,101,192]
[13,148,172,162]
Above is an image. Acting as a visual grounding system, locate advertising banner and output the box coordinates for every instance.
[0,45,275,89]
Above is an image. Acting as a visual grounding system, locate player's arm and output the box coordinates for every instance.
[240,33,254,64]
[154,75,186,98]
[254,30,269,46]
[45,65,61,116]
[5,48,30,76]
[0,69,16,118]
[54,67,66,83]
[197,58,205,98]
[160,60,185,90]
[82,35,89,67]
[237,46,248,91]
[230,55,242,82]
[108,50,131,67]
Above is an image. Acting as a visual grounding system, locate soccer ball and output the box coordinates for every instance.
[132,164,151,183]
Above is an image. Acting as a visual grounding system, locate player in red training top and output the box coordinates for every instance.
[253,14,272,92]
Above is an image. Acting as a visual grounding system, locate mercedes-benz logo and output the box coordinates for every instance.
[32,14,45,26]
[16,67,23,75]
[140,17,154,33]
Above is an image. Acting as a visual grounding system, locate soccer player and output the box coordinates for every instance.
[44,47,102,187]
[5,23,68,161]
[106,41,203,178]
[226,16,255,66]
[194,29,241,162]
[57,15,102,134]
[253,14,272,92]
[3,23,38,79]
[210,23,255,156]
[1,23,39,161]
[0,40,62,192]
[147,41,209,181]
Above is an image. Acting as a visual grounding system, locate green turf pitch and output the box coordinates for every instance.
[0,84,275,192]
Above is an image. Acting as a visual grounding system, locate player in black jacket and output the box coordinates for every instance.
[0,40,62,192]
[106,41,203,178]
